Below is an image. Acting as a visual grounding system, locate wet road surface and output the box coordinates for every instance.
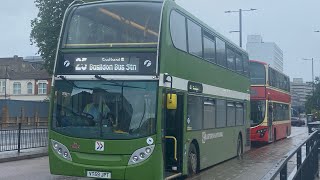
[188,127,308,180]
[0,127,309,180]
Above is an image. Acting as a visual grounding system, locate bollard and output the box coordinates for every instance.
[18,122,21,153]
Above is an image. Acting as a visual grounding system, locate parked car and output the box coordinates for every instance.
[291,117,305,127]
[307,121,320,134]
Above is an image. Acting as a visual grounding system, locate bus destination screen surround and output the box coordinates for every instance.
[56,52,157,75]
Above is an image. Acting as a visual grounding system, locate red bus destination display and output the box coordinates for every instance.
[56,52,157,75]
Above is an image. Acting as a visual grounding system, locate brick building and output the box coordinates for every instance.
[0,55,51,101]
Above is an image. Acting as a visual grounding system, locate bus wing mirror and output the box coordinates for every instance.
[167,94,177,110]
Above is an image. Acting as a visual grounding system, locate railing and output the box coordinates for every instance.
[261,131,319,180]
[0,122,48,130]
[0,123,48,152]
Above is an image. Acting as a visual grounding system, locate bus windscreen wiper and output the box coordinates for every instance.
[95,75,146,89]
[58,76,93,91]
[94,75,121,86]
[58,75,80,88]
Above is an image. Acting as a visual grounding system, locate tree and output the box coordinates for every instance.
[305,77,320,118]
[30,0,74,74]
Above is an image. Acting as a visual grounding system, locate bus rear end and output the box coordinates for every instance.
[49,1,164,179]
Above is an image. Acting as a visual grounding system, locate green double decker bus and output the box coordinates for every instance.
[49,0,251,179]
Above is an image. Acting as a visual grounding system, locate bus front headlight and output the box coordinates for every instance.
[51,139,72,161]
[128,145,155,165]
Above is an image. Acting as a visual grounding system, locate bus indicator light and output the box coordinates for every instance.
[146,137,154,145]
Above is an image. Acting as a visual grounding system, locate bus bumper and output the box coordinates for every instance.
[49,144,163,180]
[250,127,269,142]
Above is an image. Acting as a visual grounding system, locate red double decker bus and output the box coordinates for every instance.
[250,60,291,143]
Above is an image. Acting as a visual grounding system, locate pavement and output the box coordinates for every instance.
[0,147,47,163]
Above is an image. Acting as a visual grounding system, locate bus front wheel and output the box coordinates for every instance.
[188,143,198,176]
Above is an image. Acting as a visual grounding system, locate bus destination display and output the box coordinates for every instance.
[56,53,157,75]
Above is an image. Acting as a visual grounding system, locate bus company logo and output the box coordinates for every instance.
[76,58,87,62]
[202,132,223,144]
[102,57,125,62]
[75,64,87,71]
[63,60,70,67]
[144,60,152,67]
[95,141,104,151]
[71,142,80,149]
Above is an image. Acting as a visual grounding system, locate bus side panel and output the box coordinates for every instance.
[274,122,290,141]
[194,127,243,169]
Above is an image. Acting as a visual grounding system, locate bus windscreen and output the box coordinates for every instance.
[52,80,157,140]
[250,100,266,126]
[63,2,162,48]
[249,62,266,85]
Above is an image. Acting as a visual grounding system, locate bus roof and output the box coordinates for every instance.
[249,60,268,65]
[249,60,290,79]
[69,0,247,55]
[84,0,163,3]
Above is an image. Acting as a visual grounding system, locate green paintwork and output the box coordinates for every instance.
[49,0,250,179]
[160,0,249,93]
[49,130,163,179]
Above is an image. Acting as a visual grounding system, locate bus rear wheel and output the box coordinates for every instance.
[237,136,243,159]
[188,143,198,177]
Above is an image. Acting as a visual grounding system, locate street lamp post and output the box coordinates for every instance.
[302,58,316,93]
[314,30,320,78]
[225,8,257,48]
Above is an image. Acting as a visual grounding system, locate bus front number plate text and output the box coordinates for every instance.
[87,171,111,179]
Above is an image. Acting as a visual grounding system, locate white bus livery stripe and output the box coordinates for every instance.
[53,74,249,100]
[159,74,250,100]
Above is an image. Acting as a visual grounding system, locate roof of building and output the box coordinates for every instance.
[0,56,50,80]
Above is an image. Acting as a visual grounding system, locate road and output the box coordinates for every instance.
[0,127,308,180]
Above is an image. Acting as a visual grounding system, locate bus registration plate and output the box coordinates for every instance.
[87,171,111,179]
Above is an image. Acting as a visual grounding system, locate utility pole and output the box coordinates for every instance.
[302,58,316,94]
[225,8,257,48]
[239,9,242,47]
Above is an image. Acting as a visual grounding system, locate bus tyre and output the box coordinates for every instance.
[274,129,277,142]
[188,143,198,177]
[237,136,243,159]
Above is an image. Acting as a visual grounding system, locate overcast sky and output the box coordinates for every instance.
[1,0,319,82]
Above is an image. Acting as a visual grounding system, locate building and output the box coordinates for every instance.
[0,55,51,101]
[246,35,283,72]
[290,78,313,111]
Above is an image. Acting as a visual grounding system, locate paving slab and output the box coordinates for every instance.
[0,147,47,163]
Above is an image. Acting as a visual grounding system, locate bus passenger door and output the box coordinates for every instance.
[268,102,273,142]
[164,92,184,177]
